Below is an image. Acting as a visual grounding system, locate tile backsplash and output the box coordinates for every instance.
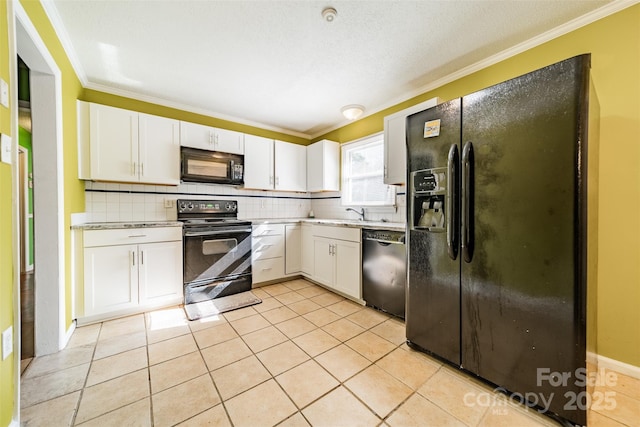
[83,182,406,224]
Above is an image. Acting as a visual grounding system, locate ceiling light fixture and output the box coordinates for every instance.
[322,7,337,22]
[341,105,365,120]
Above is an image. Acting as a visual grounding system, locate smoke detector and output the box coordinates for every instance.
[322,7,337,22]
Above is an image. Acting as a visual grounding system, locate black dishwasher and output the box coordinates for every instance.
[362,229,406,319]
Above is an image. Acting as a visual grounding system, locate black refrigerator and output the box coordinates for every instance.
[406,55,597,426]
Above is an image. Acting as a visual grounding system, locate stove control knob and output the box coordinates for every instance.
[186,202,194,210]
[179,202,187,211]
[226,203,234,211]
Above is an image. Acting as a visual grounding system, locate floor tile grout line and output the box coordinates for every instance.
[24,280,630,426]
[69,320,102,426]
[72,315,154,426]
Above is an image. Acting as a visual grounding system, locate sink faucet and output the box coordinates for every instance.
[345,207,365,221]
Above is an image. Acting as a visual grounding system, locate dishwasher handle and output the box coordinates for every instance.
[363,236,406,245]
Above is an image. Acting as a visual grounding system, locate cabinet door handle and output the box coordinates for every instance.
[209,131,213,145]
[140,250,144,265]
[275,176,279,186]
[140,163,144,177]
[132,251,135,266]
[132,162,137,176]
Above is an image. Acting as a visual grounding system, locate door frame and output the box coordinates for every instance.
[9,0,67,380]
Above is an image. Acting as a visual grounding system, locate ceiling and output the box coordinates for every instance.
[43,0,613,138]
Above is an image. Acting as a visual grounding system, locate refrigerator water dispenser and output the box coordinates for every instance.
[411,167,447,232]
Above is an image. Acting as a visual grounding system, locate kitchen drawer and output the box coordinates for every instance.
[312,225,361,243]
[84,226,182,247]
[252,235,284,261]
[252,223,284,237]
[253,257,285,283]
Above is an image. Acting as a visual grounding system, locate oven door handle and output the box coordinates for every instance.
[184,227,252,237]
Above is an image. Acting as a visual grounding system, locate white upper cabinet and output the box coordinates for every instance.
[244,135,306,192]
[306,139,339,192]
[244,134,274,190]
[138,113,180,185]
[274,140,306,192]
[88,102,139,183]
[383,97,440,185]
[179,121,244,154]
[78,101,179,185]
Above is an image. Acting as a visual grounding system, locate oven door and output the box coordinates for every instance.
[183,225,252,285]
[183,225,252,303]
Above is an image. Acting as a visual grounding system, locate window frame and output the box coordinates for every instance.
[340,133,396,208]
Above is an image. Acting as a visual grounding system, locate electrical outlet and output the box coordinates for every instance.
[2,326,12,360]
[164,198,174,208]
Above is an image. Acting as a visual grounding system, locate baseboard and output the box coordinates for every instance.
[597,354,640,379]
[62,320,76,349]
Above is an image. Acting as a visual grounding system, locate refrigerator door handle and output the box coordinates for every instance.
[446,144,459,260]
[461,141,474,263]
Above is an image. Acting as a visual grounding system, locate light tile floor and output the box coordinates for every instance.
[20,279,640,426]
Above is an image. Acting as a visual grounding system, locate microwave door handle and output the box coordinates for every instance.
[229,160,234,180]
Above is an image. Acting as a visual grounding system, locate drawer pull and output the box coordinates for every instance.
[262,267,272,271]
[128,234,147,238]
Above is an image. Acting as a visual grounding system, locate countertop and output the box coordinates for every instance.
[72,218,406,232]
[72,221,183,230]
[250,218,406,231]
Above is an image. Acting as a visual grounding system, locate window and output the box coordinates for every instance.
[341,134,396,207]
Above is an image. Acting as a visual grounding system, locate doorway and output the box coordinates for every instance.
[13,1,67,359]
[17,57,34,361]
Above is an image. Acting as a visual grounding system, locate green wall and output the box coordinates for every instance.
[18,126,33,266]
[317,5,640,366]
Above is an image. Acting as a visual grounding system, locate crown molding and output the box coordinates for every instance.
[40,0,88,86]
[84,82,312,140]
[40,0,638,141]
[310,0,639,139]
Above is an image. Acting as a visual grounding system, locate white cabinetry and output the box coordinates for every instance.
[179,121,244,154]
[285,224,301,274]
[306,139,339,192]
[78,101,180,185]
[244,136,307,192]
[383,97,439,185]
[252,224,285,284]
[244,134,274,190]
[275,141,306,192]
[301,223,314,276]
[81,226,182,323]
[310,225,361,300]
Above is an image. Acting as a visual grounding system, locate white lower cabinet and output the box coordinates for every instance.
[250,222,362,301]
[80,227,182,323]
[252,224,285,284]
[285,224,301,274]
[301,223,314,276]
[310,225,362,300]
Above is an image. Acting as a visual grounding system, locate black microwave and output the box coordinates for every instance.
[180,147,244,185]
